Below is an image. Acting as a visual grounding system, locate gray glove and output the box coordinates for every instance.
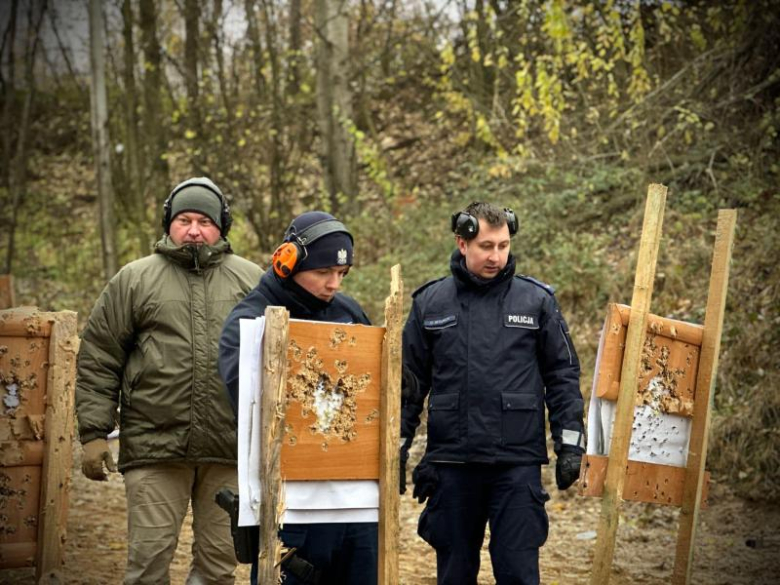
[81,438,117,481]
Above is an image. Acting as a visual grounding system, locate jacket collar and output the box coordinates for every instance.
[260,269,332,316]
[450,248,516,291]
[154,236,231,272]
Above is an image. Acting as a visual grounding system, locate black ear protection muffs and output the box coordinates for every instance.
[162,178,233,236]
[451,206,518,239]
[272,218,353,278]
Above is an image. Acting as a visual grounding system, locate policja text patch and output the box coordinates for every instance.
[504,313,539,329]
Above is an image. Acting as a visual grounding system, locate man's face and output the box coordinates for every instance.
[169,212,221,246]
[292,266,350,302]
[457,219,511,279]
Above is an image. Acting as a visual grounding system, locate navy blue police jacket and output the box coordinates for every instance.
[401,250,584,465]
[219,268,371,415]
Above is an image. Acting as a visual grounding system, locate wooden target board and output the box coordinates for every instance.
[0,308,77,581]
[280,320,385,481]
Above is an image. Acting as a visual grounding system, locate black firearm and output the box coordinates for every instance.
[214,488,259,564]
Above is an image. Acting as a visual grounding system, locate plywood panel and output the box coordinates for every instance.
[0,309,53,338]
[0,466,42,568]
[0,542,37,569]
[281,320,385,480]
[579,454,709,508]
[595,304,703,417]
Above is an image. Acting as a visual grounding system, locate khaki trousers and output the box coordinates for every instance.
[124,463,238,585]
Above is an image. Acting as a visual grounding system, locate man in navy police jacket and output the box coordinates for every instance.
[401,202,585,585]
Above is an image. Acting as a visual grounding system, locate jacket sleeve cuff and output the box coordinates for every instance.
[79,429,110,444]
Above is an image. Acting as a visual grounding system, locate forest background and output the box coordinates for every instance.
[0,0,778,578]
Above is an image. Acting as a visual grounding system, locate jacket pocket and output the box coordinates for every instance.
[501,392,538,446]
[428,392,459,444]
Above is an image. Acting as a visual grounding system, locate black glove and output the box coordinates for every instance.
[400,437,412,495]
[412,459,438,504]
[401,365,420,406]
[555,447,583,490]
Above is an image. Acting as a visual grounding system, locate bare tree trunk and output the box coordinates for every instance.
[244,0,266,104]
[381,0,397,78]
[1,0,18,190]
[184,0,205,174]
[315,0,356,214]
[260,0,288,239]
[48,4,86,96]
[89,0,118,280]
[288,0,302,96]
[121,0,145,245]
[139,0,168,226]
[5,0,47,275]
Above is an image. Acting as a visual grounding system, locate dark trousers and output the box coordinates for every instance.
[417,464,549,585]
[251,521,378,585]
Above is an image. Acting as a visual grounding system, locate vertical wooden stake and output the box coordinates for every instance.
[379,264,403,585]
[590,184,667,584]
[258,306,290,584]
[36,312,78,584]
[0,274,14,309]
[672,210,737,584]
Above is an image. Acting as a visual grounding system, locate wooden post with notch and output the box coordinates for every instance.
[36,311,78,584]
[672,210,737,584]
[257,306,290,584]
[590,184,667,584]
[379,264,402,585]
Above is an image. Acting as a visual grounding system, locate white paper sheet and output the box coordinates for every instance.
[238,317,265,526]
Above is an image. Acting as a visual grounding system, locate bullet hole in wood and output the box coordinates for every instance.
[287,339,372,450]
[638,332,689,415]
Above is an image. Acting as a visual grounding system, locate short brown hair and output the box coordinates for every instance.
[464,202,506,229]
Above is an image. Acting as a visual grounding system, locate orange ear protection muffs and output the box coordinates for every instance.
[272,218,352,278]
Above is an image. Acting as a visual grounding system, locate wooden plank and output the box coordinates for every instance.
[0,309,53,338]
[0,440,45,467]
[257,307,290,585]
[579,455,709,508]
[36,311,77,584]
[0,542,37,569]
[616,305,704,345]
[672,210,737,584]
[0,275,14,310]
[281,321,385,480]
[0,466,42,549]
[379,265,403,585]
[591,184,667,585]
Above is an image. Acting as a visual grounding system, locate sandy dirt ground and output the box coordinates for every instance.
[2,443,779,585]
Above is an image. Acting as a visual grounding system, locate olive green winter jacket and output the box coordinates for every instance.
[75,237,262,472]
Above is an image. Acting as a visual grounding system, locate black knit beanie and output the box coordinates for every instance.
[286,211,353,272]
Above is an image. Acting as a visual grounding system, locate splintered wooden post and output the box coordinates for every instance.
[590,184,667,584]
[379,264,403,585]
[258,306,290,584]
[36,312,78,584]
[0,275,14,309]
[672,210,737,584]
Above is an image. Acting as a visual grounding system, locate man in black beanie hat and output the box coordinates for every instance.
[219,211,378,585]
[75,177,262,584]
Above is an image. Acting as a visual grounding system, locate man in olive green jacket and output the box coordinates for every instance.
[75,178,262,584]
